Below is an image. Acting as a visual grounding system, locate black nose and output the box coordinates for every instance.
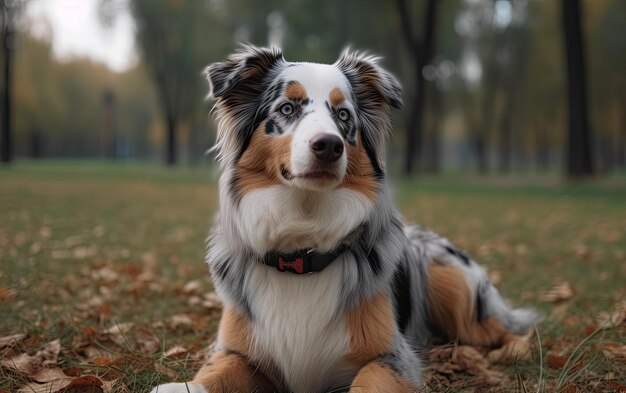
[310,134,344,162]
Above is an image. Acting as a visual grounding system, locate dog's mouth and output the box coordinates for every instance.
[280,165,338,183]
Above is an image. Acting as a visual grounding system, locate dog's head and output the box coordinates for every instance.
[206,45,401,200]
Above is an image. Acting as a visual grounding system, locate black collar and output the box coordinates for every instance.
[262,246,347,274]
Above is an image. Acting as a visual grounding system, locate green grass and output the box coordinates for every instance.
[1,160,625,392]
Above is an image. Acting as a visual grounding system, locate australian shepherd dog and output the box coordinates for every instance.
[151,46,537,393]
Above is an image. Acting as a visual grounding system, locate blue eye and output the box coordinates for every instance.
[279,103,294,116]
[338,108,350,121]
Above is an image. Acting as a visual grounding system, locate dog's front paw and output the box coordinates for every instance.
[150,382,207,393]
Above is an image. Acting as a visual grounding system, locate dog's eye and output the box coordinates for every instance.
[279,103,294,116]
[338,108,350,121]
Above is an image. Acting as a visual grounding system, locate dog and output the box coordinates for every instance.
[151,45,537,393]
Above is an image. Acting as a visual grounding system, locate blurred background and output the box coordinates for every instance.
[0,0,625,176]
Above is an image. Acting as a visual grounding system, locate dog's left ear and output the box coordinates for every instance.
[335,49,403,110]
[335,50,402,174]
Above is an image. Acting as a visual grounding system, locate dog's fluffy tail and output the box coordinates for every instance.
[477,279,540,335]
[404,225,540,343]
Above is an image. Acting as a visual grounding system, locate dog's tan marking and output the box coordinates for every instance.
[236,125,292,194]
[349,361,416,392]
[219,307,253,354]
[329,87,345,106]
[341,134,379,202]
[285,80,308,101]
[346,293,395,365]
[191,352,275,393]
[427,263,514,347]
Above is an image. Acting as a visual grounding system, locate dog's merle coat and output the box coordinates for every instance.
[151,46,537,393]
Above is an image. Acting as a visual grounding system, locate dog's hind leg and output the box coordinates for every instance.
[349,361,417,393]
[426,262,516,347]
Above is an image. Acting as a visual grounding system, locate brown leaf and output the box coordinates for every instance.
[136,327,160,354]
[63,367,82,377]
[540,281,575,303]
[600,342,626,359]
[162,346,188,359]
[36,339,61,366]
[32,367,73,384]
[61,376,104,393]
[1,353,42,375]
[487,334,532,363]
[0,287,16,301]
[547,352,584,371]
[0,333,26,348]
[596,300,626,330]
[607,382,626,392]
[88,357,118,367]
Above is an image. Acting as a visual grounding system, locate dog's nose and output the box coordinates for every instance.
[310,134,344,162]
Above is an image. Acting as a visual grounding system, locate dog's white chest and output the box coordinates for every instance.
[245,263,355,393]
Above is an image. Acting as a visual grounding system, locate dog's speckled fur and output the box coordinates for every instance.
[151,46,537,393]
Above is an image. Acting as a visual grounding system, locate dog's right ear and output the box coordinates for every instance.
[205,45,286,167]
[205,45,285,99]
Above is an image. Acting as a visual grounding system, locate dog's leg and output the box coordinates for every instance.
[427,263,515,347]
[149,352,272,393]
[151,308,275,393]
[349,362,417,393]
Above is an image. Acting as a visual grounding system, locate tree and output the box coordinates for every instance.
[562,0,593,176]
[395,0,440,175]
[128,0,215,165]
[1,0,20,163]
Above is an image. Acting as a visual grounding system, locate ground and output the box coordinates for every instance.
[0,161,625,392]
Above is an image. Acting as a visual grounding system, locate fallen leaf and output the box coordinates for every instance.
[540,281,574,303]
[0,287,16,301]
[0,333,26,348]
[487,334,532,363]
[1,353,42,375]
[596,300,626,330]
[600,342,626,359]
[607,382,626,392]
[36,339,61,366]
[547,352,584,371]
[163,346,188,359]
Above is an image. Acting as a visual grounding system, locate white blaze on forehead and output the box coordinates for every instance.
[278,62,352,104]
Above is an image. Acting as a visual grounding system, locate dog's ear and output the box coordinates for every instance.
[335,49,402,175]
[205,45,285,166]
[335,49,402,110]
[205,45,285,99]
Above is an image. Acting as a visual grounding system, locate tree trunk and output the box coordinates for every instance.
[562,0,593,177]
[166,114,177,165]
[396,0,439,175]
[1,9,13,164]
[424,83,442,173]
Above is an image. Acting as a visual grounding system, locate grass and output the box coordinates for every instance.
[1,160,625,392]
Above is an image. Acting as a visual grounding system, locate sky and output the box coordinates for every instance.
[25,0,137,72]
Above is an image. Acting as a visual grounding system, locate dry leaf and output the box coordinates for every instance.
[36,339,61,366]
[0,333,26,348]
[136,328,160,354]
[607,382,626,392]
[0,287,16,301]
[183,280,204,295]
[163,346,188,359]
[547,352,584,371]
[600,342,626,359]
[487,334,532,363]
[540,281,574,303]
[202,292,223,311]
[596,300,626,330]
[1,353,42,375]
[427,345,504,386]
